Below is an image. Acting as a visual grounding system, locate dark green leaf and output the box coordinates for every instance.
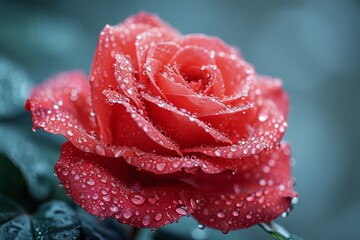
[76,208,128,240]
[0,196,83,240]
[0,123,60,200]
[0,56,31,119]
[0,195,31,240]
[32,201,81,240]
[154,229,191,240]
[0,154,28,203]
[0,195,24,224]
[0,214,32,240]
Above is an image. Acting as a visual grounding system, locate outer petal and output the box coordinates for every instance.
[187,75,289,157]
[26,71,102,152]
[190,143,297,231]
[253,75,289,119]
[89,12,178,144]
[177,34,239,56]
[55,142,203,229]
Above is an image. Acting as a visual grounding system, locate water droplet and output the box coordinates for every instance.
[246,195,254,202]
[291,197,299,205]
[102,195,111,202]
[197,224,205,230]
[175,205,188,216]
[100,177,107,183]
[130,194,146,205]
[214,149,222,157]
[92,193,99,200]
[259,179,266,186]
[232,210,239,217]
[217,211,225,218]
[258,112,269,122]
[95,145,106,156]
[142,215,150,226]
[123,209,132,219]
[246,213,252,219]
[110,205,118,213]
[87,179,95,186]
[62,168,69,176]
[66,130,73,136]
[155,213,162,221]
[156,162,166,171]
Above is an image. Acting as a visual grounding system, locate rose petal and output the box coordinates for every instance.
[114,53,144,110]
[177,34,239,56]
[136,28,178,80]
[55,142,203,229]
[148,42,181,64]
[103,89,182,155]
[141,92,232,148]
[215,53,255,98]
[191,143,297,231]
[253,75,289,119]
[124,12,179,33]
[193,99,287,157]
[154,66,227,115]
[89,12,178,144]
[117,146,241,175]
[26,71,106,152]
[169,46,225,96]
[89,24,150,144]
[188,75,289,155]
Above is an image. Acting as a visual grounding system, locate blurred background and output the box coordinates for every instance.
[0,0,359,239]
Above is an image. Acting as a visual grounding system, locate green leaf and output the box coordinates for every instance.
[32,201,81,240]
[0,195,31,240]
[0,56,31,119]
[76,208,128,240]
[0,154,28,203]
[0,123,60,200]
[0,196,82,240]
[0,195,24,224]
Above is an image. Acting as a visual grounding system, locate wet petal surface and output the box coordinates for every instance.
[190,143,297,231]
[55,142,203,229]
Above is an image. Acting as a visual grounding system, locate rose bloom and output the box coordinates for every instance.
[26,12,297,232]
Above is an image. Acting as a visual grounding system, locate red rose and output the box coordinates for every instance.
[26,12,296,231]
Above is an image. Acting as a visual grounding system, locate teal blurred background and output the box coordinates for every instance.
[1,0,359,239]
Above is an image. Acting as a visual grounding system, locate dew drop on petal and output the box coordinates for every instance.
[142,215,151,226]
[123,209,132,219]
[92,193,99,200]
[87,179,95,186]
[110,205,119,213]
[175,205,188,216]
[214,149,222,157]
[62,168,69,176]
[102,195,111,202]
[155,213,162,221]
[95,145,106,156]
[130,194,146,205]
[217,211,225,218]
[156,162,166,172]
[232,210,239,217]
